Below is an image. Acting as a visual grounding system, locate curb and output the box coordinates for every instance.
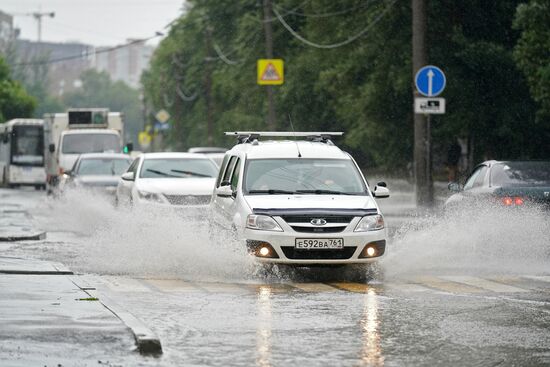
[0,231,46,242]
[71,278,163,355]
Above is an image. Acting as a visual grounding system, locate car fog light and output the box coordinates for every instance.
[259,246,270,256]
[359,240,386,259]
[366,246,376,257]
[246,240,279,259]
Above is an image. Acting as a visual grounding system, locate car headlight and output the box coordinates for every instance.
[137,190,164,203]
[354,214,384,232]
[246,214,283,232]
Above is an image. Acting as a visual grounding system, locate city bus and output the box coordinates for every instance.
[0,119,47,189]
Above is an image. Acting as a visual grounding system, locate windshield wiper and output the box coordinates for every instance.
[248,189,297,195]
[146,168,180,178]
[171,169,212,178]
[295,189,354,195]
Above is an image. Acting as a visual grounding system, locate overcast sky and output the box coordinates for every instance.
[1,0,185,46]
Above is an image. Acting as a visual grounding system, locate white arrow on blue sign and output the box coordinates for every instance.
[415,65,446,97]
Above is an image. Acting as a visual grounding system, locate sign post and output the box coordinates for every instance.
[413,65,446,207]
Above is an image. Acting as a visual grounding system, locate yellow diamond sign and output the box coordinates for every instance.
[257,59,284,85]
[155,109,170,124]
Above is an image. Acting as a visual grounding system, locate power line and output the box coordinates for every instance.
[272,0,398,49]
[273,0,374,18]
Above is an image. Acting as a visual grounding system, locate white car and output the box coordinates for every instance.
[210,132,390,267]
[116,152,218,207]
[63,153,132,196]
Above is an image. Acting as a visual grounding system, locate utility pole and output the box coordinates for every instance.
[263,0,276,130]
[204,25,214,145]
[12,12,55,42]
[412,0,433,206]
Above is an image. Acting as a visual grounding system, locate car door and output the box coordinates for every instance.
[211,155,240,229]
[118,157,140,203]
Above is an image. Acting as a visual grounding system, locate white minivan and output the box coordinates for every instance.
[210,132,390,267]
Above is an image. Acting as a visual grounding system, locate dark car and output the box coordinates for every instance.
[445,160,550,209]
[64,153,132,195]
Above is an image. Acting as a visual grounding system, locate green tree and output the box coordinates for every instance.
[0,57,35,122]
[143,0,545,169]
[514,0,550,122]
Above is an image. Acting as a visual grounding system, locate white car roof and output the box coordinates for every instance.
[77,153,131,159]
[61,129,120,135]
[228,140,350,160]
[141,152,211,159]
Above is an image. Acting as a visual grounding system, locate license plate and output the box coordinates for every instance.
[295,238,344,249]
[23,166,32,172]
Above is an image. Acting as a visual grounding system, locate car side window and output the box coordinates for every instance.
[464,165,487,190]
[472,166,488,188]
[230,158,241,192]
[216,155,230,188]
[222,156,237,186]
[127,158,139,174]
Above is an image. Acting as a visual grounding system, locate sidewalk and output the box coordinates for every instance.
[0,256,139,366]
[0,189,161,365]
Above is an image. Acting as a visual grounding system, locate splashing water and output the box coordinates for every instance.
[383,201,550,277]
[34,188,550,282]
[36,189,255,282]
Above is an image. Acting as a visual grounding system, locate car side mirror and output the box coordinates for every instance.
[216,185,234,198]
[373,185,390,198]
[448,182,462,192]
[121,172,135,181]
[2,133,8,144]
[49,143,55,153]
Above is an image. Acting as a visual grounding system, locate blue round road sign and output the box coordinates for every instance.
[415,65,446,97]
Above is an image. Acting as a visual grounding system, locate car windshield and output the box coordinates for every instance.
[61,134,120,154]
[244,159,367,195]
[139,158,219,179]
[491,162,550,186]
[77,158,131,176]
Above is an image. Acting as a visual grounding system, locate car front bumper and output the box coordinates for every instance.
[244,227,387,265]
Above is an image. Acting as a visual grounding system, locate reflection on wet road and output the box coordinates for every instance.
[80,274,550,366]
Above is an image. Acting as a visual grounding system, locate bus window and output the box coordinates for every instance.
[11,125,44,166]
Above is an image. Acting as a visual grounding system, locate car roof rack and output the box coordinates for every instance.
[224,131,344,145]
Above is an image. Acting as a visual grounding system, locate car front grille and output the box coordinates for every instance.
[163,194,211,206]
[281,246,357,260]
[281,215,354,233]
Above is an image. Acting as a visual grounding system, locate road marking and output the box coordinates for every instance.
[195,282,249,294]
[384,282,431,293]
[328,282,377,293]
[146,279,200,292]
[245,284,295,294]
[440,276,527,293]
[413,276,483,294]
[290,283,339,293]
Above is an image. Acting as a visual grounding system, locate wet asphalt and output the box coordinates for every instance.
[1,187,549,366]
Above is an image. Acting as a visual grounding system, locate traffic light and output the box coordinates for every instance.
[123,142,133,154]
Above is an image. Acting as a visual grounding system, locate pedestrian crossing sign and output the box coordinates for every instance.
[257,59,284,85]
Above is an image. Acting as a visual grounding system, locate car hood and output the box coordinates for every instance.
[244,194,378,211]
[75,175,120,187]
[136,178,216,195]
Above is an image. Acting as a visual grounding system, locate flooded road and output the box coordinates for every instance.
[2,186,550,366]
